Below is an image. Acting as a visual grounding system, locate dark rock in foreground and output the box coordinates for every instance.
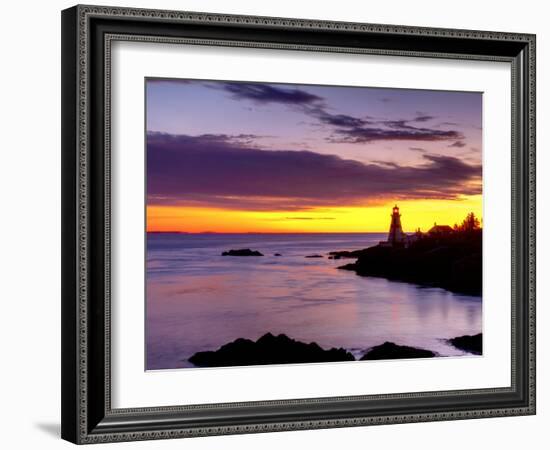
[274,253,282,256]
[221,248,263,256]
[338,230,482,295]
[449,333,482,355]
[360,342,436,360]
[189,333,355,367]
[305,254,323,258]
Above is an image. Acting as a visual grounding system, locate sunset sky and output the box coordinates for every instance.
[146,79,482,233]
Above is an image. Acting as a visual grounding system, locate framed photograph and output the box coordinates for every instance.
[61,5,536,444]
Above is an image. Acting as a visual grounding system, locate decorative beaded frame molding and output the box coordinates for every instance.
[61,4,536,444]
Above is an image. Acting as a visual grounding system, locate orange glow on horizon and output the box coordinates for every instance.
[147,195,482,234]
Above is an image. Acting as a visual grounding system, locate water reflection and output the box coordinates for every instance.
[146,234,482,369]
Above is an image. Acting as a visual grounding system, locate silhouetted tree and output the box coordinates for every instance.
[460,212,481,232]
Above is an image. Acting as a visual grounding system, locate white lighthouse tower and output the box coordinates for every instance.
[386,205,406,246]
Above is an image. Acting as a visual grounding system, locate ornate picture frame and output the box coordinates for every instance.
[61,5,536,444]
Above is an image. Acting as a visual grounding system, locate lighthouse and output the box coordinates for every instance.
[387,205,406,246]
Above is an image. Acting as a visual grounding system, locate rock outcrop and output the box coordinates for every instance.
[189,333,355,367]
[449,333,482,355]
[338,230,482,295]
[360,342,436,360]
[221,248,263,256]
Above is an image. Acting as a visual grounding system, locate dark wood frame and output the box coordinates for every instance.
[61,4,536,444]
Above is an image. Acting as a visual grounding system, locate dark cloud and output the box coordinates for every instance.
[449,141,467,148]
[300,104,459,144]
[200,80,463,145]
[150,80,470,145]
[186,133,260,144]
[326,124,463,144]
[198,80,462,144]
[147,133,482,210]
[409,147,427,153]
[299,107,459,144]
[302,108,460,144]
[306,106,373,128]
[215,82,323,105]
[411,115,435,122]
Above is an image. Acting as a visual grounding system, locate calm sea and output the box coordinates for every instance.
[146,233,482,370]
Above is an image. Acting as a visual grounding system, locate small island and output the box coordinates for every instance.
[221,248,263,256]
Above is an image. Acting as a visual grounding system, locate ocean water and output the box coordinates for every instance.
[146,233,482,370]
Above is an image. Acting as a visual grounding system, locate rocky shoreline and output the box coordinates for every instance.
[188,332,482,367]
[360,342,436,360]
[448,333,482,355]
[334,230,482,296]
[219,230,481,296]
[189,333,354,367]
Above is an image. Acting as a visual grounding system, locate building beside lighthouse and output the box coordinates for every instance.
[378,205,456,248]
[379,205,423,248]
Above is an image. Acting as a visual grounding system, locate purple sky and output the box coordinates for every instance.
[146,79,482,210]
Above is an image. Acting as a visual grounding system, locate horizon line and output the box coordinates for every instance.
[147,230,422,235]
